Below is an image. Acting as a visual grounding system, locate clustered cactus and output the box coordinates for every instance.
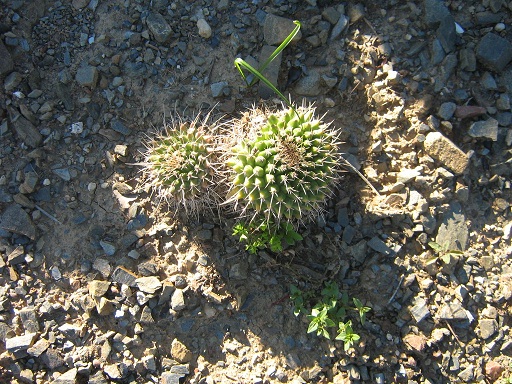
[141,114,217,216]
[224,105,340,223]
[140,104,340,227]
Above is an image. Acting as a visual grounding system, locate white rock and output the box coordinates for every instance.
[197,18,212,39]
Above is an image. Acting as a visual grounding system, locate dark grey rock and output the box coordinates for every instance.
[146,12,173,43]
[481,72,498,90]
[435,202,469,251]
[437,15,456,53]
[19,309,39,333]
[330,15,349,41]
[53,168,71,181]
[468,118,499,141]
[476,33,512,72]
[111,119,130,135]
[263,14,301,46]
[424,0,451,27]
[367,236,394,256]
[437,102,456,120]
[294,69,321,96]
[140,306,154,324]
[0,40,13,76]
[459,49,476,71]
[99,240,116,256]
[11,116,42,148]
[161,373,183,384]
[410,297,430,323]
[479,318,498,339]
[111,266,138,287]
[0,204,36,240]
[431,38,446,66]
[258,45,282,99]
[438,301,469,321]
[342,225,356,244]
[75,65,98,88]
[210,81,228,98]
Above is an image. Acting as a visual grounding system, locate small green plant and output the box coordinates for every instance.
[291,281,371,351]
[232,219,303,254]
[425,241,464,272]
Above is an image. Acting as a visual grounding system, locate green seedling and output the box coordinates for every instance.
[425,241,464,272]
[235,20,301,109]
[291,281,371,352]
[233,219,302,254]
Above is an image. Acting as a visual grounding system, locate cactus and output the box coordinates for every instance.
[140,113,218,216]
[224,104,340,223]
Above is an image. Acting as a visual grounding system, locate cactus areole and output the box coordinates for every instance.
[226,106,339,222]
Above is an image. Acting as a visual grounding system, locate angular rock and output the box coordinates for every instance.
[104,364,123,380]
[52,368,77,384]
[403,333,427,352]
[88,280,110,297]
[455,105,486,119]
[479,318,498,340]
[0,204,36,240]
[436,202,469,251]
[258,45,282,99]
[437,102,457,120]
[146,12,173,43]
[476,33,512,72]
[11,116,43,148]
[263,14,301,45]
[438,300,470,322]
[485,361,504,381]
[197,18,212,39]
[27,338,50,357]
[0,40,13,76]
[6,333,38,355]
[210,81,228,98]
[140,306,154,324]
[437,15,456,53]
[171,339,193,363]
[19,308,39,333]
[171,288,186,311]
[424,0,451,27]
[367,236,394,256]
[41,348,65,370]
[75,65,98,88]
[96,297,115,316]
[111,266,138,287]
[410,297,430,323]
[468,118,499,141]
[135,276,162,294]
[424,132,468,174]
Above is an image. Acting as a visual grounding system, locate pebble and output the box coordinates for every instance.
[146,12,173,43]
[75,65,98,88]
[468,118,499,141]
[171,339,193,363]
[424,132,468,175]
[476,33,512,72]
[197,19,212,38]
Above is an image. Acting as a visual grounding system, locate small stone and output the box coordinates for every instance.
[403,333,427,352]
[468,118,499,141]
[140,306,154,324]
[485,361,504,381]
[0,204,36,240]
[75,65,98,88]
[88,280,110,297]
[104,364,123,380]
[27,338,50,357]
[497,94,511,110]
[99,240,116,256]
[161,373,183,384]
[367,236,394,256]
[110,119,131,135]
[438,300,469,321]
[93,258,111,277]
[424,131,468,174]
[135,276,162,294]
[0,40,14,76]
[348,3,366,23]
[171,339,193,363]
[455,105,486,119]
[476,33,512,72]
[330,15,349,40]
[197,19,212,39]
[458,365,474,382]
[96,297,115,316]
[12,116,43,148]
[437,102,457,120]
[479,319,498,339]
[171,289,186,311]
[146,12,173,43]
[111,266,138,287]
[53,368,77,384]
[263,14,301,45]
[397,169,420,183]
[410,297,430,323]
[210,81,228,98]
[481,72,498,90]
[19,308,39,333]
[294,69,321,96]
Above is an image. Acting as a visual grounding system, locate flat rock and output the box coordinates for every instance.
[27,338,50,357]
[485,361,504,381]
[403,333,427,352]
[6,333,38,355]
[263,14,301,45]
[75,65,98,88]
[0,40,13,76]
[435,202,469,251]
[479,318,497,339]
[41,347,65,369]
[410,297,430,323]
[52,368,77,384]
[88,280,110,297]
[12,116,43,148]
[424,0,451,27]
[111,266,138,287]
[0,204,36,240]
[147,12,173,43]
[135,276,162,294]
[171,288,186,311]
[424,131,468,174]
[476,33,512,72]
[437,102,457,120]
[455,105,486,119]
[367,236,394,256]
[468,118,499,141]
[438,300,470,321]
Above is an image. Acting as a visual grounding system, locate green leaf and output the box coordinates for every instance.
[307,320,318,334]
[428,241,443,252]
